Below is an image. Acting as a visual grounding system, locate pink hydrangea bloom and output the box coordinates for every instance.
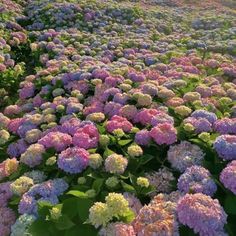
[73,123,99,149]
[150,123,177,145]
[106,115,133,133]
[38,132,72,152]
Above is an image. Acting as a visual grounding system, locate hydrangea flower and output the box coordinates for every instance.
[58,147,89,174]
[135,130,151,146]
[145,168,175,195]
[106,115,133,133]
[177,193,227,236]
[20,144,45,167]
[220,160,236,194]
[73,123,99,149]
[10,176,34,196]
[150,123,177,145]
[10,214,36,236]
[99,222,135,236]
[0,207,16,236]
[167,141,205,172]
[105,154,128,174]
[214,135,236,160]
[178,166,217,196]
[38,131,72,152]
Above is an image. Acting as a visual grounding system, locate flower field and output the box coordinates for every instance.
[0,0,236,235]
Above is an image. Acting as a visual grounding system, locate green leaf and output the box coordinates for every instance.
[77,198,93,222]
[29,220,51,236]
[121,181,135,193]
[9,196,20,205]
[62,198,79,218]
[118,139,133,146]
[179,225,196,236]
[88,148,97,154]
[119,209,135,223]
[65,224,97,236]
[92,178,104,194]
[224,195,236,215]
[55,215,75,230]
[97,124,105,134]
[67,190,88,198]
[139,154,154,165]
[103,147,114,157]
[38,201,53,218]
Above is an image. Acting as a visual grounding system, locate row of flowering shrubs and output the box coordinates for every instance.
[1,0,236,235]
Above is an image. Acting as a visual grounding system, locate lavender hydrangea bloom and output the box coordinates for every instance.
[38,131,72,152]
[17,123,37,138]
[178,166,217,196]
[58,147,89,174]
[0,182,13,207]
[7,139,28,157]
[191,110,217,124]
[19,179,68,216]
[214,135,236,160]
[214,118,236,135]
[220,160,236,194]
[184,117,212,133]
[177,193,227,236]
[135,130,151,146]
[167,141,205,172]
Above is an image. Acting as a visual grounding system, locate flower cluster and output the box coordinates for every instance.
[0,0,236,235]
[177,193,227,236]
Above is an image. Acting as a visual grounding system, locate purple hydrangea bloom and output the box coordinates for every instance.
[167,141,205,172]
[0,182,13,207]
[220,160,236,194]
[178,166,217,196]
[19,178,68,216]
[135,130,151,146]
[214,135,236,160]
[58,147,89,174]
[151,112,174,126]
[17,123,37,138]
[177,193,227,236]
[214,118,236,135]
[7,139,28,157]
[184,117,212,133]
[59,117,81,135]
[104,102,122,118]
[191,110,217,124]
[100,88,121,102]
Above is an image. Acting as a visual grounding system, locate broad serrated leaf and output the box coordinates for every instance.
[55,215,75,230]
[67,190,88,198]
[118,139,133,146]
[92,178,104,194]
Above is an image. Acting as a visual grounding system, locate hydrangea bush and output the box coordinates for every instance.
[0,0,236,235]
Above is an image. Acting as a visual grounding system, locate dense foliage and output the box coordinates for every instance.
[0,0,236,235]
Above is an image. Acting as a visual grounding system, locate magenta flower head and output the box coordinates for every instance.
[214,135,236,160]
[73,123,99,149]
[38,131,72,152]
[106,115,133,133]
[58,147,89,174]
[220,160,236,194]
[150,123,177,145]
[134,109,159,126]
[177,193,227,236]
